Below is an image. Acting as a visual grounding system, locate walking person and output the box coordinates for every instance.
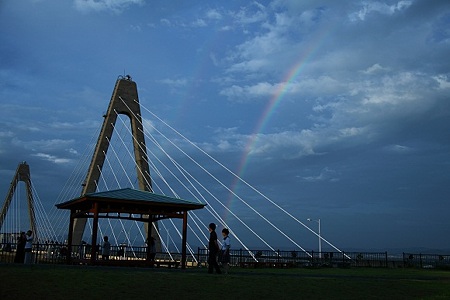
[24,230,33,264]
[220,228,231,274]
[102,236,111,260]
[207,223,221,274]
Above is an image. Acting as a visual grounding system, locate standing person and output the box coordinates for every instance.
[24,230,33,264]
[207,223,221,274]
[102,236,111,260]
[148,236,156,262]
[14,232,26,263]
[221,228,231,274]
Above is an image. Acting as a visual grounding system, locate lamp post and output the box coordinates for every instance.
[166,229,170,252]
[307,218,321,258]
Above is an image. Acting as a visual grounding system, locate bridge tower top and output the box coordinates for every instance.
[72,76,153,245]
[0,161,38,241]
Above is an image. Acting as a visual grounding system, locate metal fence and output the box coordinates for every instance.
[402,252,450,269]
[1,242,450,269]
[0,242,197,267]
[0,242,69,265]
[196,248,450,269]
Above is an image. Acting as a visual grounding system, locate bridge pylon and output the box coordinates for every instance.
[72,75,155,246]
[0,161,38,241]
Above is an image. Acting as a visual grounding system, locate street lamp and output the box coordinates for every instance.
[166,229,170,252]
[307,218,321,258]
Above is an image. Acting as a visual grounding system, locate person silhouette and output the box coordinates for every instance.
[24,230,33,264]
[102,236,111,260]
[207,223,221,274]
[14,232,26,263]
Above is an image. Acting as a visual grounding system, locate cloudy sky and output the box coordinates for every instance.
[1,0,450,251]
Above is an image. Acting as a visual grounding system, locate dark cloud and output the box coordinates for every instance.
[0,0,449,251]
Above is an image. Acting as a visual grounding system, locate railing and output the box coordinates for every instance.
[0,242,70,264]
[196,248,450,269]
[403,252,450,269]
[0,242,197,268]
[1,242,450,269]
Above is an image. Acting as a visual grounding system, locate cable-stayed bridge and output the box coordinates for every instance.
[0,75,345,262]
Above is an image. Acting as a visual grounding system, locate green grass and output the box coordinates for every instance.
[1,264,450,299]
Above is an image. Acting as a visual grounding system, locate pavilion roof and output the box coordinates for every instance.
[55,188,206,215]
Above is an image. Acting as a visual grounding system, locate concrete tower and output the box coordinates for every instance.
[71,75,153,245]
[0,162,38,241]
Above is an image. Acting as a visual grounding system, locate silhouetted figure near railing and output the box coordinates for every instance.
[207,223,221,274]
[24,230,33,264]
[102,236,111,260]
[147,236,156,262]
[220,228,231,274]
[14,232,26,263]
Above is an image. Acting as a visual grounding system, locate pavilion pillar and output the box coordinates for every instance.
[66,209,75,264]
[146,216,153,261]
[181,211,188,269]
[90,202,99,264]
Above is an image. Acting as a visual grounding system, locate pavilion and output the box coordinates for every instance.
[56,188,206,269]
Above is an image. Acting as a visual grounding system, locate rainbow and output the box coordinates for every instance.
[222,26,333,223]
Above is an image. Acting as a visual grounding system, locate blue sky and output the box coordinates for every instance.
[1,0,450,251]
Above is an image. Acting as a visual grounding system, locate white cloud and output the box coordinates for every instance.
[224,6,336,77]
[0,131,14,138]
[160,18,171,26]
[49,121,99,130]
[67,148,79,155]
[32,153,72,164]
[217,140,232,151]
[226,58,270,73]
[217,66,446,161]
[210,53,220,67]
[74,0,144,13]
[339,127,367,138]
[226,129,327,159]
[191,18,207,27]
[129,24,142,32]
[231,2,268,25]
[206,9,222,20]
[383,144,413,153]
[434,75,450,90]
[220,76,342,101]
[141,118,156,135]
[220,82,276,100]
[158,78,188,87]
[301,167,339,182]
[358,72,436,108]
[362,64,387,74]
[227,14,294,65]
[349,0,413,22]
[12,138,75,152]
[216,2,448,158]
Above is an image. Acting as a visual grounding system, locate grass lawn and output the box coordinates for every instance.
[1,264,449,299]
